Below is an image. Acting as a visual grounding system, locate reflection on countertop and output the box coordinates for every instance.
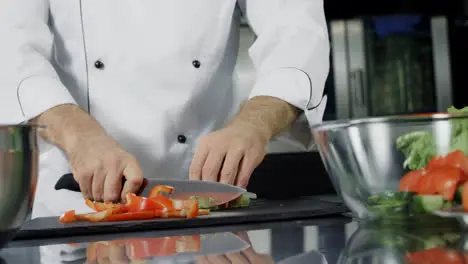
[1,216,356,264]
[5,214,468,263]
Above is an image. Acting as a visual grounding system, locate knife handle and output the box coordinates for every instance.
[55,173,147,195]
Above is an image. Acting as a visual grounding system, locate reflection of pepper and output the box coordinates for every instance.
[87,235,202,262]
[148,185,174,197]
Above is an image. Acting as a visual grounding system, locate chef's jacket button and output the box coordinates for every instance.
[177,135,187,144]
[192,60,201,68]
[94,60,104,69]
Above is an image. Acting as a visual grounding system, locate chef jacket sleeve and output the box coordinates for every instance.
[238,0,330,151]
[0,0,76,124]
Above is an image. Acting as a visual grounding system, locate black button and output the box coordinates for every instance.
[94,60,104,69]
[192,60,201,68]
[177,135,187,144]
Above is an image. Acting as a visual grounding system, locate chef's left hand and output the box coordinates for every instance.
[189,122,269,187]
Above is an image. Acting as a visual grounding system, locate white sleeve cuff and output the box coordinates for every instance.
[17,76,77,121]
[248,67,318,110]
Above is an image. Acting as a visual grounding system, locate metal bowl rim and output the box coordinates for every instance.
[311,113,468,131]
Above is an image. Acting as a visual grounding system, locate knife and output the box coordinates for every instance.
[55,173,246,206]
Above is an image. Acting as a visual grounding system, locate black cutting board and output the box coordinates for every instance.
[16,196,348,240]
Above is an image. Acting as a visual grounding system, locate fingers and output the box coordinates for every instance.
[202,151,226,182]
[121,159,144,201]
[235,150,262,188]
[76,172,93,200]
[219,148,243,185]
[206,255,232,264]
[189,145,209,181]
[103,168,122,202]
[225,252,250,264]
[92,166,106,202]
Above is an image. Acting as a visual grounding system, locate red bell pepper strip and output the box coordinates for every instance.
[127,196,164,212]
[149,195,175,211]
[59,210,77,223]
[76,209,113,222]
[86,200,128,214]
[106,211,157,222]
[148,185,175,197]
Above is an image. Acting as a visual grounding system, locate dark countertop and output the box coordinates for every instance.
[5,212,468,264]
[1,215,356,264]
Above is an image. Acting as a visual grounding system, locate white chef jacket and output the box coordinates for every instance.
[0,0,330,218]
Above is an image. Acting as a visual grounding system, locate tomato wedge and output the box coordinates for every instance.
[444,150,468,181]
[425,166,462,200]
[399,169,426,192]
[427,156,446,170]
[406,248,463,264]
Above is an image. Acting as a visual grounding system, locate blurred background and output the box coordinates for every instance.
[247,0,468,197]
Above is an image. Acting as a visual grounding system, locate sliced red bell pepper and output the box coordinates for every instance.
[172,199,198,218]
[127,195,164,212]
[149,195,174,211]
[76,209,113,222]
[86,200,128,214]
[107,211,156,222]
[59,210,77,223]
[148,185,175,197]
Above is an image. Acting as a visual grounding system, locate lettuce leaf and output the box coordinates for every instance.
[448,106,468,155]
[396,131,436,170]
[396,106,468,170]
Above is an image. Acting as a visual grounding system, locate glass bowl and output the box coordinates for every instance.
[311,113,468,223]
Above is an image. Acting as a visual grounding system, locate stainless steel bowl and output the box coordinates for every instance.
[311,113,468,220]
[0,125,38,248]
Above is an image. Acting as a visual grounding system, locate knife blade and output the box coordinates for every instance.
[55,173,246,206]
[142,178,246,206]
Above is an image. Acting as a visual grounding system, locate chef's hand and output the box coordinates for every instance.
[196,232,275,264]
[67,134,144,202]
[189,122,268,188]
[33,104,144,202]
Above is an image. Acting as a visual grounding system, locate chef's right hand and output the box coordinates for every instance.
[67,134,144,202]
[33,104,145,202]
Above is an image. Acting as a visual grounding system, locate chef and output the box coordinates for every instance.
[0,0,329,218]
